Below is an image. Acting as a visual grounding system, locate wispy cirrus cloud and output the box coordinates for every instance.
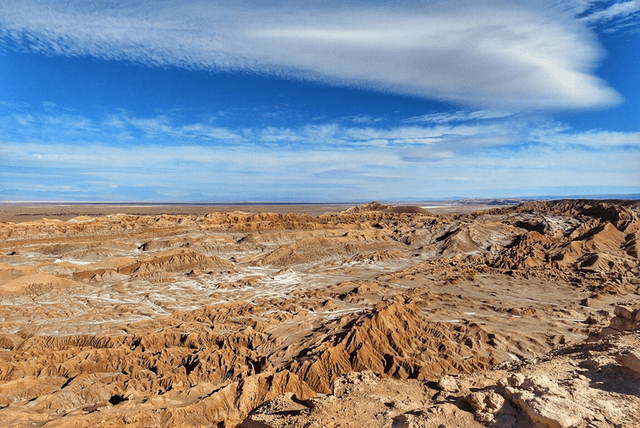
[532,128,640,148]
[555,0,640,19]
[6,107,640,155]
[102,113,244,142]
[558,0,640,32]
[580,1,640,23]
[8,113,95,133]
[2,107,638,201]
[585,1,640,34]
[347,115,385,125]
[404,110,515,124]
[3,128,637,201]
[0,0,623,110]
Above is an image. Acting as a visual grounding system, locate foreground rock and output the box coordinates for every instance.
[242,370,485,428]
[242,330,640,428]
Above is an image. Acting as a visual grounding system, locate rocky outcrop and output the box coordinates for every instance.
[117,248,236,277]
[291,299,497,394]
[504,375,594,428]
[342,201,432,215]
[597,300,640,337]
[246,331,640,428]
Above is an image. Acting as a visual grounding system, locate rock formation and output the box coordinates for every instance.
[0,200,639,426]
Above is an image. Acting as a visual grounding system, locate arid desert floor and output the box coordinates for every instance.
[1,200,639,427]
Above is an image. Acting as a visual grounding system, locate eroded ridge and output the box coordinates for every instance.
[0,200,639,426]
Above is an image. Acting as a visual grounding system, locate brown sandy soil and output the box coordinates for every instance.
[0,204,355,224]
[0,202,506,224]
[0,200,639,427]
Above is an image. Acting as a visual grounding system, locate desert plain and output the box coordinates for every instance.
[0,199,639,427]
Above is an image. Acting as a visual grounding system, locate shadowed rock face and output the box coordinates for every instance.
[0,200,639,427]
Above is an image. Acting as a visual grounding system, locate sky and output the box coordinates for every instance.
[0,0,639,202]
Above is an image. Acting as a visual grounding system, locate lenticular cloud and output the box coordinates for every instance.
[0,0,622,110]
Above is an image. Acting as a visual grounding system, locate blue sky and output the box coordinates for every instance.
[1,0,639,202]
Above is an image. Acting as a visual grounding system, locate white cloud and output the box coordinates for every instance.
[259,127,303,144]
[5,131,636,200]
[100,113,243,141]
[2,111,639,200]
[8,106,639,157]
[405,110,515,124]
[348,115,384,124]
[0,0,622,110]
[580,1,640,23]
[13,112,93,130]
[181,123,242,141]
[103,115,126,129]
[13,114,35,127]
[534,129,640,148]
[40,114,93,129]
[42,101,57,110]
[554,0,600,15]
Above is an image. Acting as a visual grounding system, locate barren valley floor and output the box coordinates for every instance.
[0,200,639,427]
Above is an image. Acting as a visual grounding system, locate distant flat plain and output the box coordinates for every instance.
[0,202,503,223]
